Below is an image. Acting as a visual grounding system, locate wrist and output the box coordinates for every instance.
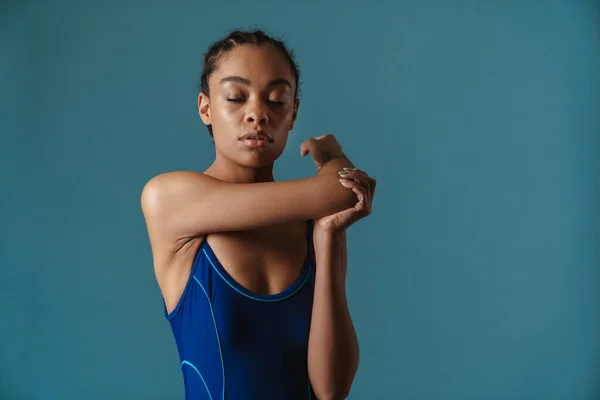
[325,152,348,164]
[317,154,354,175]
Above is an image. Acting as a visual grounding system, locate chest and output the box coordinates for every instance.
[204,221,309,296]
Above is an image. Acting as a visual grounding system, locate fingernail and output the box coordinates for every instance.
[343,167,357,171]
[338,171,348,175]
[339,179,349,183]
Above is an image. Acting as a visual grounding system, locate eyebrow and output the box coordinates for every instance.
[219,76,292,89]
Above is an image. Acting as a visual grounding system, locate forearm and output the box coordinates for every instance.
[142,155,357,241]
[308,230,359,400]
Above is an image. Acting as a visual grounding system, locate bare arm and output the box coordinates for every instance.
[141,155,356,248]
[308,229,359,400]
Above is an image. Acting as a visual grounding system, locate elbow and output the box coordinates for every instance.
[311,377,354,400]
[312,386,351,400]
[309,351,359,400]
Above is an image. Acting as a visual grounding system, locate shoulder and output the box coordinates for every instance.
[143,170,213,193]
[141,171,216,213]
[141,171,212,256]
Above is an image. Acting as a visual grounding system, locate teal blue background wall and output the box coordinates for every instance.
[1,1,598,399]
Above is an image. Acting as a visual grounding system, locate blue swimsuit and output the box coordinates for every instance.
[163,220,316,399]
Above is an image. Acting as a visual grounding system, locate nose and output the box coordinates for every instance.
[244,99,269,125]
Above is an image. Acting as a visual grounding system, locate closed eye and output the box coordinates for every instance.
[226,98,285,106]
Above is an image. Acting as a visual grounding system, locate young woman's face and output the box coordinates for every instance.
[199,44,300,167]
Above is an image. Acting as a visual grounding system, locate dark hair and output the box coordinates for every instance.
[198,29,302,138]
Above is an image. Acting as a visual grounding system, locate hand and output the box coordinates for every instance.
[300,133,345,170]
[313,168,377,234]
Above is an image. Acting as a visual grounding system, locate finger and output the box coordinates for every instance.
[340,176,373,214]
[300,138,316,157]
[339,179,369,213]
[353,174,374,210]
[352,169,374,184]
[356,171,376,199]
[339,171,370,195]
[301,134,331,156]
[345,169,376,198]
[300,138,330,167]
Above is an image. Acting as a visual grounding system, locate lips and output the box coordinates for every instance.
[240,129,272,142]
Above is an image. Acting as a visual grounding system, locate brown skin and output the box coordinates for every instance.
[309,169,375,399]
[198,44,300,184]
[143,43,375,399]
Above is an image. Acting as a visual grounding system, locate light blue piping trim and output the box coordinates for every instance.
[194,276,225,400]
[202,248,312,302]
[180,360,212,400]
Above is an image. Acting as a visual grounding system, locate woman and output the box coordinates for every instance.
[141,29,376,400]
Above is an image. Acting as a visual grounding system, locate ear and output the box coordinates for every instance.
[289,98,300,131]
[198,93,211,125]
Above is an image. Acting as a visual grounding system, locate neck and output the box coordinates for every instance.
[204,154,275,184]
